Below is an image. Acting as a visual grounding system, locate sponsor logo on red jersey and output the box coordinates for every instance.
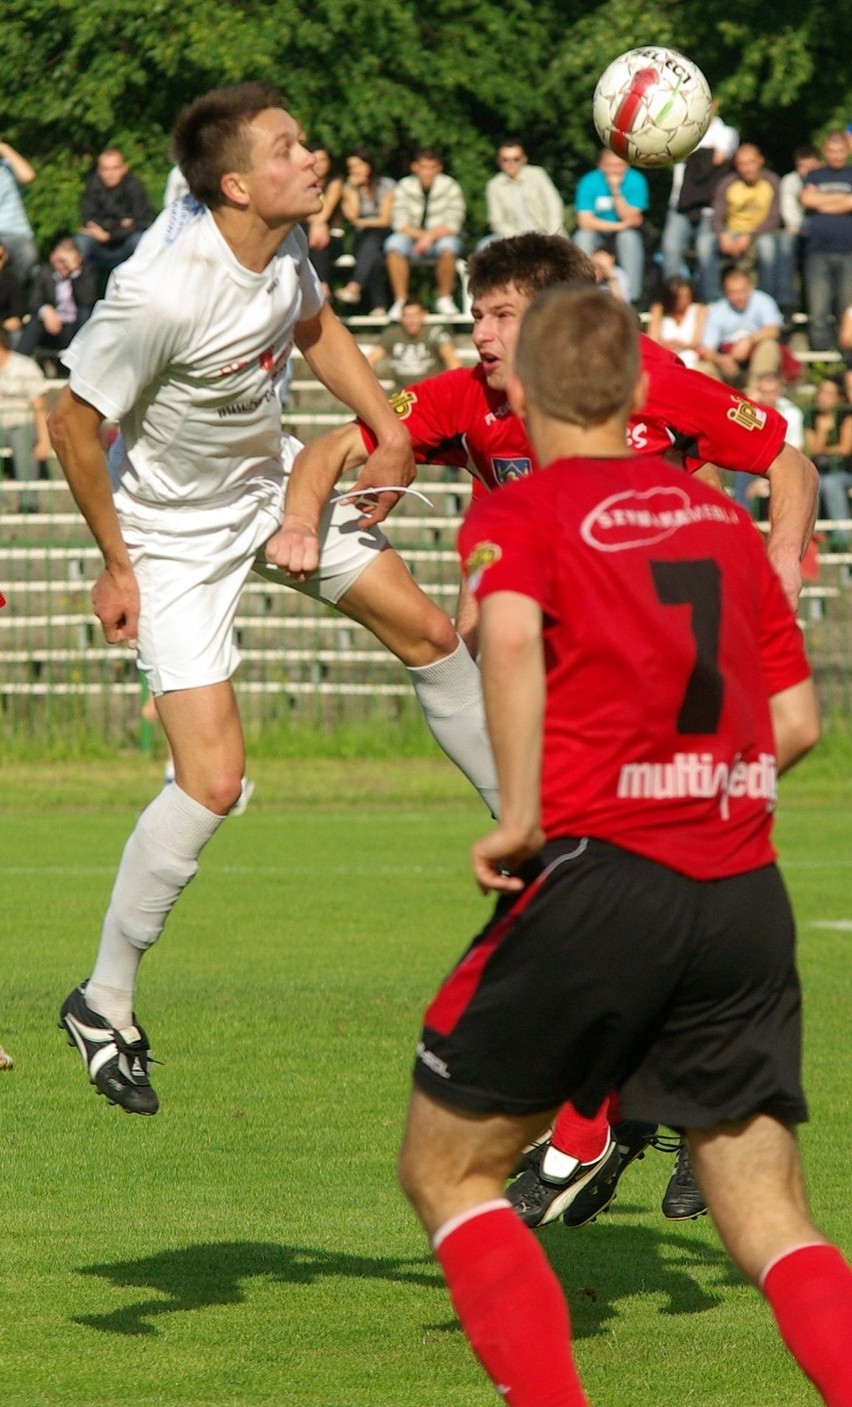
[617,751,777,822]
[726,398,768,432]
[581,486,739,552]
[389,389,418,420]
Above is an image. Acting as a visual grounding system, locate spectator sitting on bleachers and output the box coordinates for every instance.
[304,145,343,301]
[17,237,97,361]
[0,140,38,285]
[697,143,787,310]
[799,132,852,353]
[365,297,460,390]
[75,146,152,273]
[696,266,782,387]
[647,275,707,369]
[591,246,630,301]
[336,150,394,315]
[804,375,852,545]
[385,147,465,320]
[572,148,648,305]
[0,327,51,512]
[660,101,738,288]
[480,139,565,246]
[734,369,805,511]
[0,239,26,334]
[779,144,822,318]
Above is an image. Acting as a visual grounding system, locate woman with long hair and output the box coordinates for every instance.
[335,149,395,316]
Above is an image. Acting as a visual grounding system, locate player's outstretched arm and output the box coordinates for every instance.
[471,592,545,893]
[770,678,820,775]
[764,443,819,611]
[295,302,414,525]
[265,424,366,577]
[48,387,139,644]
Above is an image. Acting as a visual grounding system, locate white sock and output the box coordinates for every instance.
[87,785,225,1026]
[542,1137,612,1182]
[406,638,500,816]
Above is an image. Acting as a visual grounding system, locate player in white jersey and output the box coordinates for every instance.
[49,82,496,1116]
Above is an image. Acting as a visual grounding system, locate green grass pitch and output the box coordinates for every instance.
[0,746,849,1407]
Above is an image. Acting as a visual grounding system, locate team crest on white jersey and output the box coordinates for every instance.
[492,456,533,484]
[581,485,739,552]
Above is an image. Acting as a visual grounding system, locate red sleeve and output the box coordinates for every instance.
[357,369,472,468]
[458,483,551,607]
[639,336,786,474]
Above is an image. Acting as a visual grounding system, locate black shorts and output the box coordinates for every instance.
[413,836,807,1131]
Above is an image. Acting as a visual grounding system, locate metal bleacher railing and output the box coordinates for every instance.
[1,322,851,745]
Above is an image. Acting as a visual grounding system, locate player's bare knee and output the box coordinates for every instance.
[397,1136,448,1217]
[425,611,461,659]
[195,772,244,815]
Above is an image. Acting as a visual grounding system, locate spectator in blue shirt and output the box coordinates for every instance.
[572,148,648,303]
[0,141,37,284]
[696,266,782,386]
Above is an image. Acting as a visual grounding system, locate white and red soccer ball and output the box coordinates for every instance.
[593,47,713,169]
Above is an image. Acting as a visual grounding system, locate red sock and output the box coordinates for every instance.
[761,1242,852,1406]
[434,1202,588,1407]
[551,1098,611,1162]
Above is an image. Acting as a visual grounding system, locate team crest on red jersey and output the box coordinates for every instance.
[491,456,533,484]
[581,486,739,552]
[726,398,767,432]
[389,389,417,420]
[464,541,502,591]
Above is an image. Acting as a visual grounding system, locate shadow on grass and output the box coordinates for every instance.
[75,1217,740,1342]
[543,1213,742,1339]
[73,1240,439,1336]
[421,1214,741,1340]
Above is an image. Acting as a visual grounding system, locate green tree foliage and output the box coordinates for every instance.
[0,0,849,254]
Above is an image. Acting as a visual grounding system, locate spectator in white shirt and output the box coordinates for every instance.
[480,140,565,247]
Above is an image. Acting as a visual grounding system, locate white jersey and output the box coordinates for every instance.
[62,196,324,509]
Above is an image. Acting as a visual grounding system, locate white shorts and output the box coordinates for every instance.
[253,471,388,605]
[120,437,387,695]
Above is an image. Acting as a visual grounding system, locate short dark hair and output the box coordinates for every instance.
[467,233,594,303]
[516,284,639,428]
[172,81,284,208]
[792,144,820,163]
[345,148,378,184]
[660,275,694,317]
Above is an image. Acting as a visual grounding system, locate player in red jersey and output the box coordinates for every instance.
[396,284,851,1407]
[275,233,816,625]
[271,233,819,1219]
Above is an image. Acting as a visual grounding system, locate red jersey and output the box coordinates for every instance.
[458,454,810,880]
[360,335,786,491]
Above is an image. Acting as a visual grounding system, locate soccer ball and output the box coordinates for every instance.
[593,47,713,169]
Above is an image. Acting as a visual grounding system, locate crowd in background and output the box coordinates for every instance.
[0,119,850,519]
